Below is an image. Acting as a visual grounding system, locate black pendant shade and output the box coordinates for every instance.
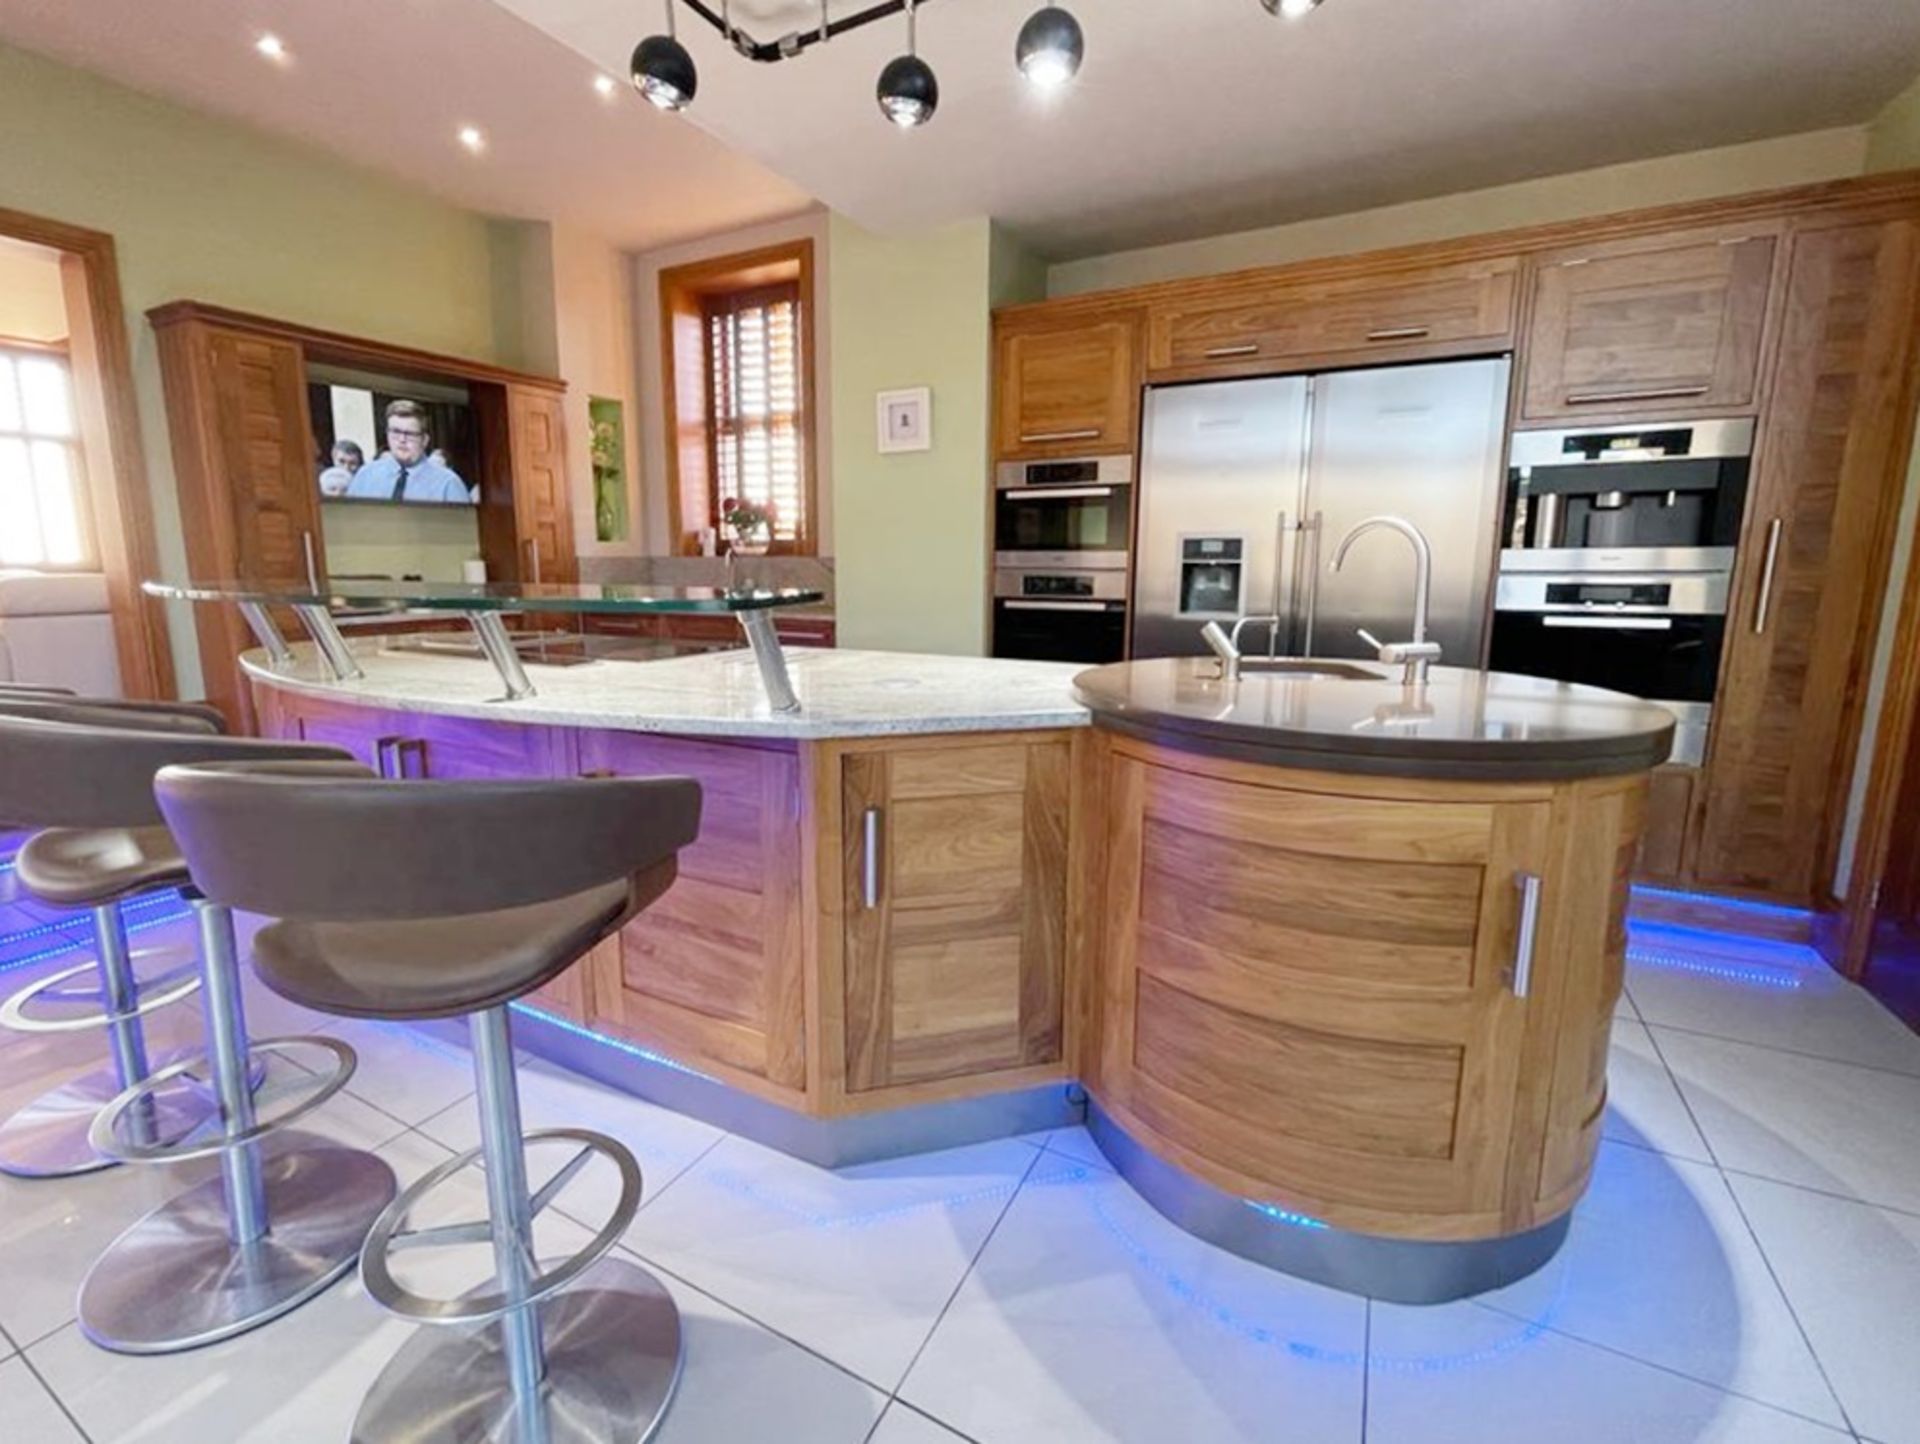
[877,53,939,128]
[1015,6,1085,87]
[631,33,697,111]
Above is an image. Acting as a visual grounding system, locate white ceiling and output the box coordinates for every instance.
[497,0,1920,259]
[0,0,812,251]
[5,0,1918,264]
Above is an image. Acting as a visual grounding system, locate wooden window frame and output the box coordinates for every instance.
[0,208,173,700]
[659,238,817,556]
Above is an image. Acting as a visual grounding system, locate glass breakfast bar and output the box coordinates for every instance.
[142,579,829,713]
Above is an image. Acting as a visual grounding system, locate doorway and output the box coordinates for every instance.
[0,206,171,699]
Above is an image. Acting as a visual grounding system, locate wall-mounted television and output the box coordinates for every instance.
[310,368,479,507]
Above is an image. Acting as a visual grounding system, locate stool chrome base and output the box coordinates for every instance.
[78,1138,397,1354]
[0,1050,265,1180]
[351,1258,683,1444]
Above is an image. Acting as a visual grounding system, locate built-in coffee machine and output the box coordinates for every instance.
[1491,419,1754,766]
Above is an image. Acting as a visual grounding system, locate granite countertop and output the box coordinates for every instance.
[1073,658,1676,780]
[242,639,1087,740]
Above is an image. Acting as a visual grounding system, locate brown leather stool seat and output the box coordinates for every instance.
[18,825,189,908]
[153,763,703,1443]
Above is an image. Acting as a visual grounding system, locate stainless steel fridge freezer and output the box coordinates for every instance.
[1131,356,1512,666]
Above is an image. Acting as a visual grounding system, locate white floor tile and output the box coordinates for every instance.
[1658,1027,1920,1213]
[625,1132,1038,1389]
[315,1016,476,1128]
[900,1161,1366,1444]
[1629,942,1920,1075]
[1368,1299,1849,1444]
[1729,1172,1920,1444]
[869,1401,973,1443]
[0,1062,406,1349]
[1602,1018,1713,1162]
[1478,1141,1843,1424]
[0,1356,82,1443]
[417,1049,724,1230]
[1034,1123,1113,1174]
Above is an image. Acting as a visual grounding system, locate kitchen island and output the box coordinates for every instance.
[221,600,1670,1301]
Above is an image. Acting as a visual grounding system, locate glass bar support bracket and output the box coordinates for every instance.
[292,605,364,682]
[467,611,537,702]
[739,610,801,714]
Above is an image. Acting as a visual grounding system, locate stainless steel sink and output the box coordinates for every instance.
[1237,658,1387,681]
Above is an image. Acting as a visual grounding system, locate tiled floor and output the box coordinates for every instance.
[1,889,1917,1443]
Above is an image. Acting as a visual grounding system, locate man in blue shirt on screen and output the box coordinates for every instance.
[346,399,472,503]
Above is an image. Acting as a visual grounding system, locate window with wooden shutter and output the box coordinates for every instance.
[0,343,94,568]
[705,282,807,548]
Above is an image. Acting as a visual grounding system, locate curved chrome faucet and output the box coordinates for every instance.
[1330,515,1443,685]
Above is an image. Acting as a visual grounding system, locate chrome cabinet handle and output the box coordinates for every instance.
[372,736,403,779]
[1002,485,1115,499]
[1002,600,1113,612]
[861,807,882,910]
[301,531,319,591]
[1510,872,1543,999]
[1019,428,1102,444]
[1564,384,1711,406]
[526,537,542,584]
[1366,326,1432,342]
[1753,518,1784,635]
[396,738,427,779]
[1203,343,1261,359]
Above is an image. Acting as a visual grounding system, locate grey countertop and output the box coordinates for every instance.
[1071,658,1676,780]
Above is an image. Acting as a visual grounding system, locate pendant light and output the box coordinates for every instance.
[1260,0,1325,16]
[876,0,938,129]
[631,0,698,111]
[1015,6,1084,89]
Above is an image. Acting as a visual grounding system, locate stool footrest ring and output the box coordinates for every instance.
[0,955,201,1035]
[362,1127,641,1327]
[87,1034,357,1164]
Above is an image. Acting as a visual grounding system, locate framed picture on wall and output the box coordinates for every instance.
[876,386,932,453]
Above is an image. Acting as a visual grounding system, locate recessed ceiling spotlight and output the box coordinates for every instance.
[254,33,290,63]
[877,0,938,129]
[593,73,619,98]
[1260,0,1326,17]
[457,126,486,153]
[632,0,697,112]
[1016,6,1083,89]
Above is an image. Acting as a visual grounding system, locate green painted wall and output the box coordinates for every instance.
[829,214,996,655]
[1867,67,1920,171]
[0,42,502,695]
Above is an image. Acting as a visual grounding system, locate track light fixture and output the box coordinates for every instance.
[876,0,938,129]
[631,0,697,111]
[1016,6,1085,89]
[633,0,1090,129]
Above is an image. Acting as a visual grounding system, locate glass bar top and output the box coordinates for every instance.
[143,578,825,615]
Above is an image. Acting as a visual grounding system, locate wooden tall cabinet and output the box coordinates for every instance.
[1693,213,1920,900]
[150,302,576,725]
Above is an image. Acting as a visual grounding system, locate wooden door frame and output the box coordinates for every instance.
[0,206,174,699]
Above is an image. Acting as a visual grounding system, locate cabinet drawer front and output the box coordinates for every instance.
[996,316,1139,457]
[1520,228,1779,420]
[1149,259,1519,374]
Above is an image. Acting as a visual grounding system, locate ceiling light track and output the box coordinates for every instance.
[676,0,936,65]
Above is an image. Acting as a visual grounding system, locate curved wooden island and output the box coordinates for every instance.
[228,621,1671,1302]
[1072,658,1673,1298]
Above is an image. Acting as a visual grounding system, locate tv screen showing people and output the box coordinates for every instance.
[312,384,478,506]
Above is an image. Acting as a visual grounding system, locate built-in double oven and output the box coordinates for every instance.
[992,456,1134,663]
[1489,418,1754,766]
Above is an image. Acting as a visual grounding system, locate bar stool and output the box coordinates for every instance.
[0,697,235,1178]
[154,763,702,1443]
[0,713,400,1353]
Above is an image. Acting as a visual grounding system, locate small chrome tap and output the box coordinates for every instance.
[1330,515,1444,685]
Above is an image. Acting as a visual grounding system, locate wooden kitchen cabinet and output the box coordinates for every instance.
[1146,255,1520,378]
[1692,214,1920,902]
[580,730,809,1099]
[994,311,1141,459]
[1635,764,1696,883]
[475,383,577,586]
[1518,223,1781,423]
[836,734,1073,1094]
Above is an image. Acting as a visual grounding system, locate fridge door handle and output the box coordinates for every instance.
[1299,511,1323,658]
[1268,510,1289,656]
